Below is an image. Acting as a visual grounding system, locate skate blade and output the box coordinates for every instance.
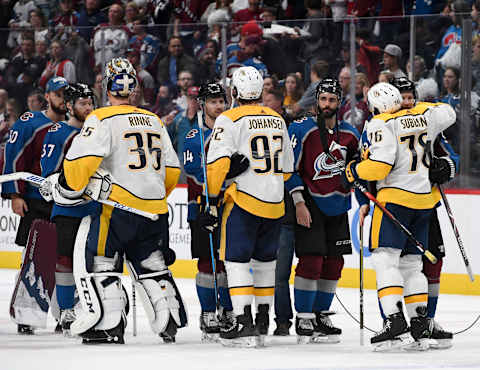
[310,334,340,344]
[201,332,220,343]
[63,329,77,338]
[296,335,312,344]
[256,335,266,347]
[403,338,429,351]
[429,338,452,350]
[220,336,258,348]
[372,334,412,352]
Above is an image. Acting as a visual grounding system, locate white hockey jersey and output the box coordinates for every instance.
[206,104,294,219]
[357,102,456,209]
[63,105,180,214]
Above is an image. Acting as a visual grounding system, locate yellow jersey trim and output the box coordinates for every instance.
[219,200,234,261]
[377,187,441,209]
[221,105,282,122]
[374,103,434,123]
[230,286,254,296]
[356,159,392,181]
[378,286,403,299]
[224,183,285,219]
[110,184,167,214]
[207,157,230,196]
[254,287,274,297]
[404,293,428,304]
[165,167,181,197]
[370,204,384,250]
[97,204,114,257]
[87,105,159,122]
[63,155,103,191]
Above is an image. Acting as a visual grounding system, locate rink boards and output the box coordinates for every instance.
[1,186,479,295]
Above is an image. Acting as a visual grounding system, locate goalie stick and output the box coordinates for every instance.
[0,172,159,221]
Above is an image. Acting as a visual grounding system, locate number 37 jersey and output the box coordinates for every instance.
[206,105,294,219]
[63,105,180,215]
[358,102,456,209]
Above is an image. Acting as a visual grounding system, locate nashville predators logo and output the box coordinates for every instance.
[313,141,346,180]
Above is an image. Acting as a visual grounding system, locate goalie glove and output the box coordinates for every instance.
[198,195,219,233]
[84,168,113,201]
[225,152,249,180]
[429,156,456,185]
[41,172,88,207]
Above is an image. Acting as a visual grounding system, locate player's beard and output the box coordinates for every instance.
[320,106,338,119]
[51,101,67,115]
[72,107,89,122]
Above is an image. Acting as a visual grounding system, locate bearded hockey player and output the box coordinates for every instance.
[39,83,100,335]
[200,66,295,347]
[45,57,186,344]
[183,82,249,341]
[342,82,456,351]
[285,78,369,344]
[392,77,458,348]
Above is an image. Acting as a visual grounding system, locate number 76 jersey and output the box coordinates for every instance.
[63,105,180,215]
[359,102,456,209]
[206,105,294,219]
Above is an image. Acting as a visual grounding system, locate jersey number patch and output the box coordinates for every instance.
[124,132,162,171]
[250,135,283,174]
[399,132,428,172]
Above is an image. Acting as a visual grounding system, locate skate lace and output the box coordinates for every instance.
[378,320,392,335]
[202,312,219,327]
[61,309,76,323]
[319,314,334,328]
[299,318,314,330]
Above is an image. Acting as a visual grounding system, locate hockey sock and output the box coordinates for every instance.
[196,272,217,312]
[313,279,338,312]
[372,248,403,316]
[400,254,428,318]
[427,283,440,318]
[251,259,275,311]
[294,276,316,313]
[225,261,254,316]
[218,272,233,311]
[56,256,75,310]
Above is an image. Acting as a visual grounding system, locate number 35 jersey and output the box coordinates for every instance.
[206,105,294,219]
[63,105,180,215]
[357,102,456,209]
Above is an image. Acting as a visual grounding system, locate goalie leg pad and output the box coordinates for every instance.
[372,248,403,316]
[400,254,428,319]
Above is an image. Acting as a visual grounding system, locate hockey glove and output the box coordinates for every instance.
[226,152,249,179]
[341,160,361,190]
[46,172,88,207]
[429,156,455,185]
[84,168,113,201]
[198,195,219,233]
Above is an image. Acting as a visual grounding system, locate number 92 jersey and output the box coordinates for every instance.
[206,105,294,219]
[358,102,456,209]
[63,105,180,215]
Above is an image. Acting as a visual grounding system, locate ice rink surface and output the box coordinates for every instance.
[1,269,480,370]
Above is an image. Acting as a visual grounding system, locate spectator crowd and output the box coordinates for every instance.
[1,0,480,182]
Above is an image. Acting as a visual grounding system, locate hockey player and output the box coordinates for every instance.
[200,66,295,347]
[39,83,100,335]
[392,77,457,348]
[342,82,456,350]
[44,57,185,344]
[285,78,369,344]
[183,82,250,342]
[2,76,68,335]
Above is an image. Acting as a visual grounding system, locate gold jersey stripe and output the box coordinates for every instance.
[219,200,235,261]
[110,184,168,214]
[254,287,275,296]
[221,105,282,122]
[378,286,403,299]
[370,204,384,250]
[88,105,160,122]
[64,155,103,191]
[404,293,428,304]
[230,286,254,296]
[97,204,114,257]
[165,167,181,197]
[377,187,441,210]
[207,157,230,196]
[224,183,285,219]
[356,159,392,181]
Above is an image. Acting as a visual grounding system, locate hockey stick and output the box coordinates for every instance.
[196,109,220,310]
[359,221,365,346]
[353,181,437,264]
[132,280,137,336]
[439,185,474,281]
[0,172,159,221]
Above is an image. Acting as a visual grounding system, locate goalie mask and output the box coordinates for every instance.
[104,57,137,97]
[367,82,402,115]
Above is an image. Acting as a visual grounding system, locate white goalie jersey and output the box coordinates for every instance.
[206,105,294,219]
[358,102,456,209]
[63,105,180,215]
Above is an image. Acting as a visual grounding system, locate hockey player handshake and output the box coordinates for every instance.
[200,66,294,347]
[45,57,187,344]
[342,82,456,351]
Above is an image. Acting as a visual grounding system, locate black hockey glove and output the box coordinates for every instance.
[429,156,455,185]
[226,152,249,180]
[198,195,219,233]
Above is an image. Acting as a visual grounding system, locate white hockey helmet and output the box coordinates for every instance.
[367,82,402,114]
[231,66,264,100]
[104,57,137,97]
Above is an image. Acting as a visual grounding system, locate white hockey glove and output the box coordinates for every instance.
[84,168,113,201]
[44,173,88,207]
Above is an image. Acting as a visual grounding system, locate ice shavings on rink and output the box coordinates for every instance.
[1,269,480,370]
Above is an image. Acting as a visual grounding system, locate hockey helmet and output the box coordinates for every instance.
[104,57,137,97]
[64,83,95,107]
[315,78,342,102]
[198,82,226,103]
[231,66,263,100]
[367,82,402,114]
[392,77,417,100]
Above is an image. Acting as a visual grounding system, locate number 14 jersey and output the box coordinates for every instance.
[206,105,294,219]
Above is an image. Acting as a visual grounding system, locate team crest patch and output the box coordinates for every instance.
[312,141,346,180]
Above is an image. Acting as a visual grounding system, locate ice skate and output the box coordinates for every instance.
[295,313,314,344]
[255,304,270,347]
[17,324,34,335]
[81,319,125,345]
[160,317,178,344]
[220,305,258,348]
[60,309,77,337]
[429,319,453,349]
[199,311,220,343]
[311,311,341,344]
[403,313,432,352]
[371,310,410,352]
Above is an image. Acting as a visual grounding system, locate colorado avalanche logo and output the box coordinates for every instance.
[312,141,346,180]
